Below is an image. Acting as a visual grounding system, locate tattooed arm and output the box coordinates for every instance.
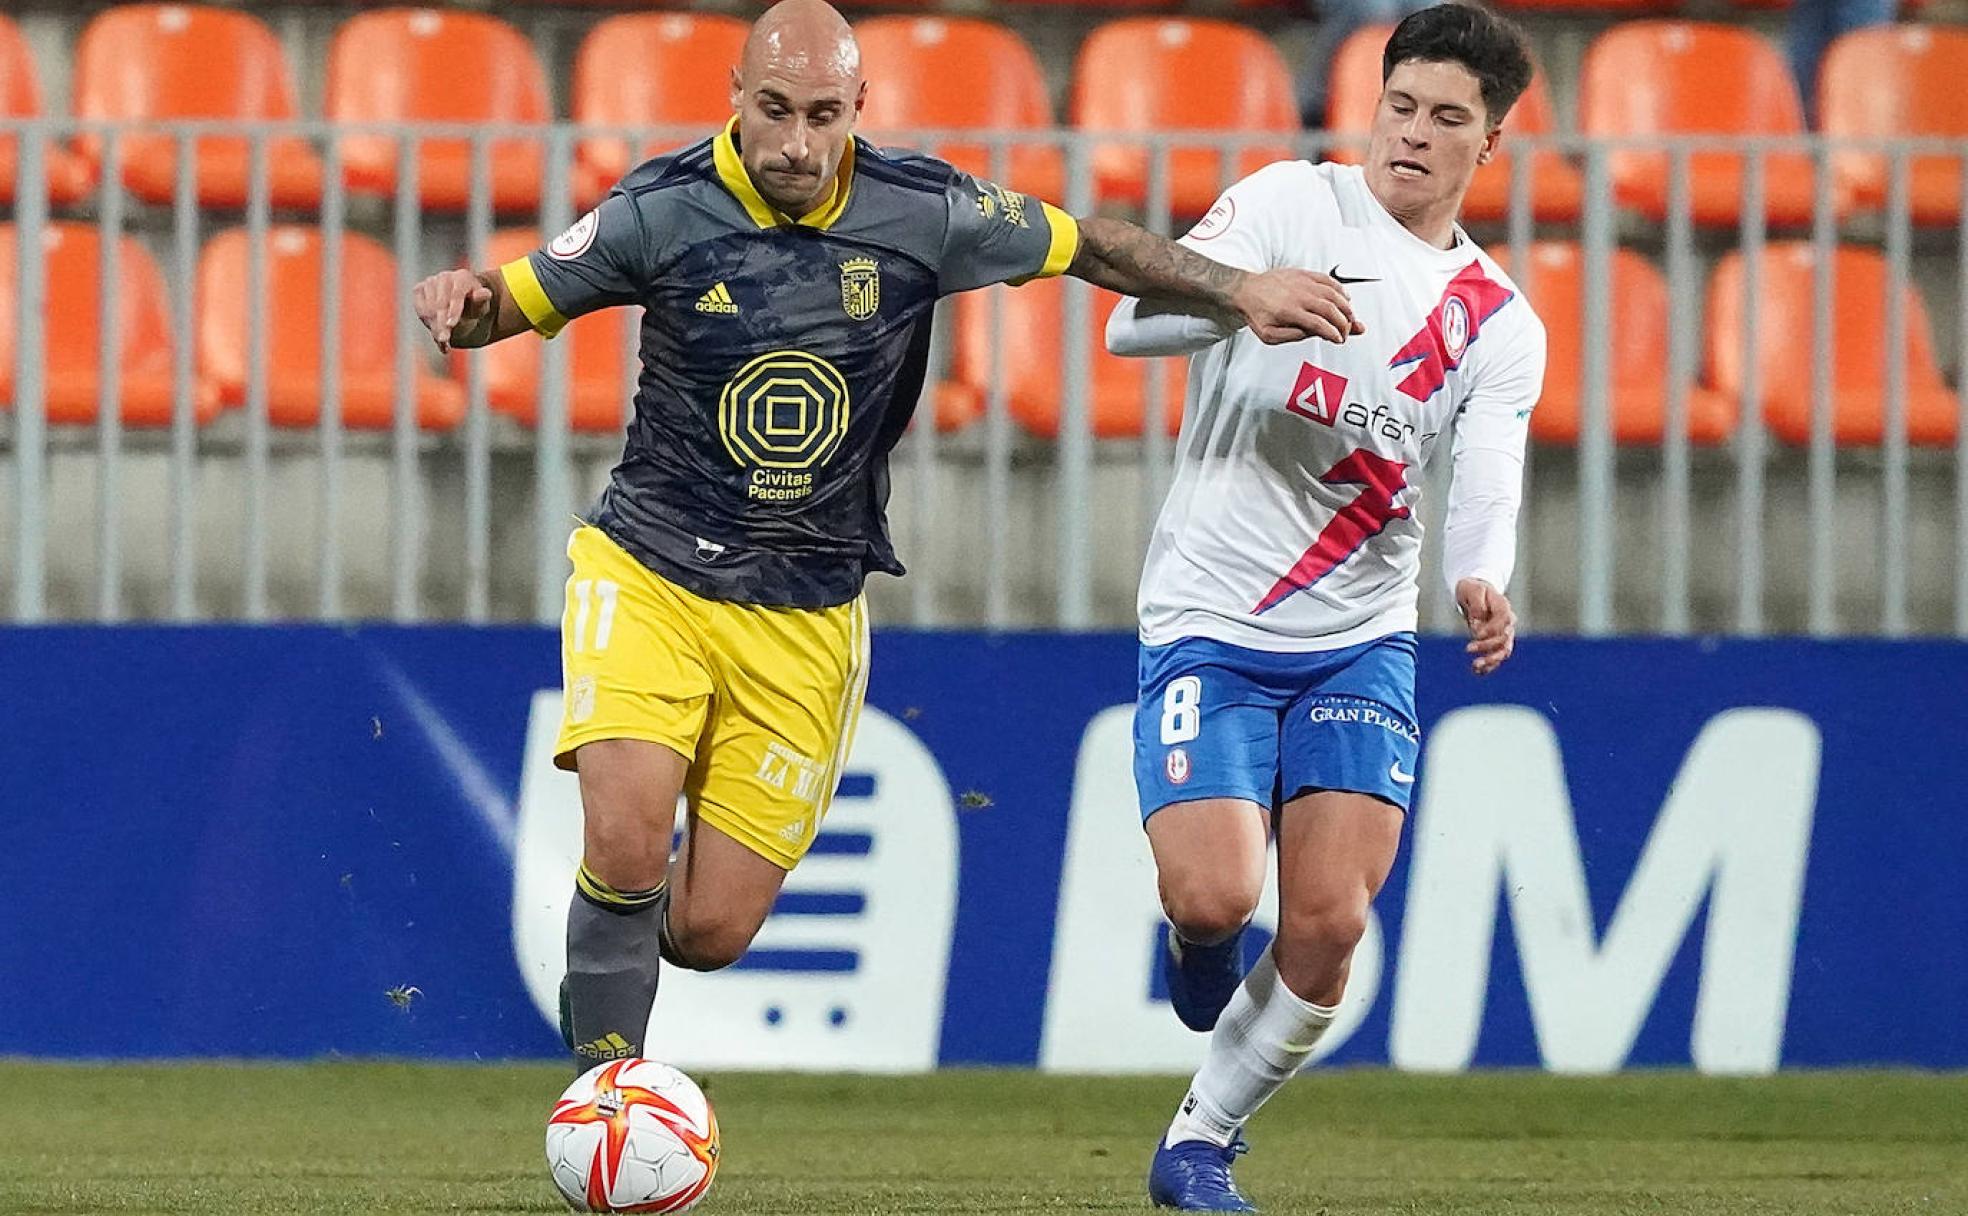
[1067,215,1362,346]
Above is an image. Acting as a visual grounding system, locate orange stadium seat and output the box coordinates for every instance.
[1072,19,1299,217]
[451,229,634,433]
[71,4,323,209]
[328,9,549,212]
[856,17,1064,202]
[572,14,749,207]
[197,226,464,429]
[946,279,1186,439]
[1706,243,1956,446]
[1579,22,1843,226]
[1324,24,1581,223]
[0,223,211,426]
[1820,25,1968,225]
[0,15,96,207]
[1497,243,1734,445]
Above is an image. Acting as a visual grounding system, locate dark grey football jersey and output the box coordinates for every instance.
[500,118,1079,608]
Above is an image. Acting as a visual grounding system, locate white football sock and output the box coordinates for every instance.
[1165,946,1338,1148]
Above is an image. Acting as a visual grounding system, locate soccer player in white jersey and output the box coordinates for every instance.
[1106,5,1546,1210]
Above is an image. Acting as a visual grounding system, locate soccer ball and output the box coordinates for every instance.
[545,1058,720,1213]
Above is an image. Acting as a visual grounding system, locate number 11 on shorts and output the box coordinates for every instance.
[570,578,620,654]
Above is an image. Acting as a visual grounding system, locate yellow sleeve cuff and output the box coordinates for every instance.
[500,256,568,339]
[1035,202,1080,280]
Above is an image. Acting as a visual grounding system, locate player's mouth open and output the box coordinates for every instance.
[1390,159,1429,178]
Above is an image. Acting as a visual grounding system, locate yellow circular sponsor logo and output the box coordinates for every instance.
[717,351,852,501]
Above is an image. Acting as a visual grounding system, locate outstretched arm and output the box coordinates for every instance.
[1068,215,1363,346]
[413,268,535,353]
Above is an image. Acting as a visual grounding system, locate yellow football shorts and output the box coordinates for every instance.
[553,525,870,869]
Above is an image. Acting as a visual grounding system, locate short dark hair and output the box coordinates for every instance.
[1381,3,1534,129]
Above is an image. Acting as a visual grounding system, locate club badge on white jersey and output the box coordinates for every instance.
[1130,161,1546,653]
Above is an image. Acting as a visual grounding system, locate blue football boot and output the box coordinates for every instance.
[1148,1135,1257,1212]
[1163,924,1245,1032]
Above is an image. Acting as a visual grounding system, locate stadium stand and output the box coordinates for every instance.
[0,0,1964,631]
[1706,243,1959,446]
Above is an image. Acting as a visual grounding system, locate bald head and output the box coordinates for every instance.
[742,0,860,85]
[729,0,866,216]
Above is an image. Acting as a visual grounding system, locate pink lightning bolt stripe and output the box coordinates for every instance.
[1388,261,1516,403]
[1253,449,1412,615]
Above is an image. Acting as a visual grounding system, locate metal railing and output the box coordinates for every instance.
[2,118,1965,636]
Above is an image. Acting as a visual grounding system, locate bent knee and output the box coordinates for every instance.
[1281,901,1369,956]
[1161,879,1262,946]
[665,915,760,973]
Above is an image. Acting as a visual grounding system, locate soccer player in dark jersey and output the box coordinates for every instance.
[414,0,1362,1071]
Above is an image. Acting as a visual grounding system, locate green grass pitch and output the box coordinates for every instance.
[0,1064,1963,1214]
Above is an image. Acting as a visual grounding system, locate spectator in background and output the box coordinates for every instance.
[1299,0,1432,128]
[1789,0,1896,123]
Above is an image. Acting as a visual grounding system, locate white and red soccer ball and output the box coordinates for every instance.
[545,1059,720,1213]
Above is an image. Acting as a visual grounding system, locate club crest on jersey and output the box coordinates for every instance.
[1442,297,1470,360]
[840,257,880,322]
[1388,261,1514,402]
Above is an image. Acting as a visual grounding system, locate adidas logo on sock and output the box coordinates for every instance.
[575,1031,637,1061]
[695,282,739,315]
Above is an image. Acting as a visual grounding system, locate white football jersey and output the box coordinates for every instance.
[1118,161,1546,653]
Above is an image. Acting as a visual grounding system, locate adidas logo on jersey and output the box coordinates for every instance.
[695,282,739,315]
[575,1032,636,1061]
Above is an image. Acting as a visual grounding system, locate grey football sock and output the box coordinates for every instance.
[563,865,664,1072]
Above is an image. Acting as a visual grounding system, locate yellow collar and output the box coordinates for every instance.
[712,116,856,232]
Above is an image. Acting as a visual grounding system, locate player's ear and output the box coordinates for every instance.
[854,79,867,116]
[1476,125,1501,166]
[728,66,744,113]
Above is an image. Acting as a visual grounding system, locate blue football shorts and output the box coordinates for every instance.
[1132,631,1420,820]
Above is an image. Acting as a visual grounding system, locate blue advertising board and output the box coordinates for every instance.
[1,627,1963,1070]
